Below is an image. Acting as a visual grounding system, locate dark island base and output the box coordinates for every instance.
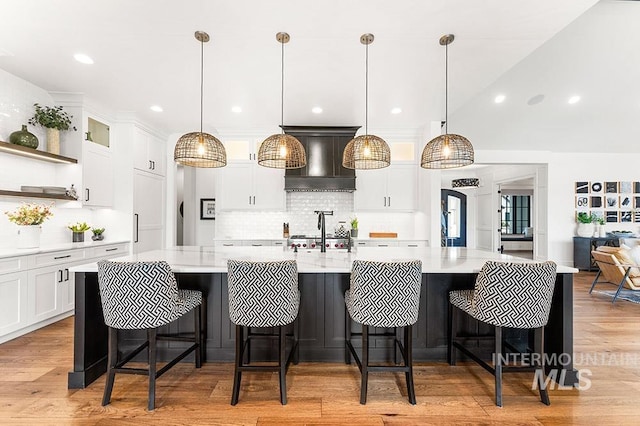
[68,272,577,389]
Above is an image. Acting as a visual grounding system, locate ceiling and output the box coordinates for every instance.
[0,0,600,142]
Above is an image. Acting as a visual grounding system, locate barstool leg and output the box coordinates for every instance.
[231,325,243,405]
[200,297,207,363]
[536,327,551,405]
[195,305,202,368]
[405,325,416,405]
[102,327,118,406]
[345,306,351,364]
[448,304,456,365]
[148,328,157,411]
[279,325,287,405]
[494,326,503,407]
[360,325,369,404]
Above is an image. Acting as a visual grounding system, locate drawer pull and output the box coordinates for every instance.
[54,255,72,260]
[105,248,118,252]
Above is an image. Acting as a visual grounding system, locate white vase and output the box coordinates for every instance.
[576,223,595,238]
[17,225,41,248]
[599,225,607,238]
[46,128,60,155]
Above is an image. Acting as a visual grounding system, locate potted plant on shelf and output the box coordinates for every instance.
[576,212,595,238]
[68,221,91,243]
[28,103,77,155]
[5,203,54,248]
[350,216,359,238]
[91,227,105,241]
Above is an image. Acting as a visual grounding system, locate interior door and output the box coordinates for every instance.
[441,189,467,247]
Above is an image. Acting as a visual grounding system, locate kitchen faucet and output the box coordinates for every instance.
[314,210,334,253]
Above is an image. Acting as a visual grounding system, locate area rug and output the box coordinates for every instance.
[593,289,640,304]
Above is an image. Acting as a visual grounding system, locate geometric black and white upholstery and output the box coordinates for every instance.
[227,259,300,405]
[448,260,557,407]
[97,260,203,411]
[344,259,422,405]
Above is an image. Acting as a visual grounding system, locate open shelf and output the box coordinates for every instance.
[0,140,77,164]
[0,189,78,201]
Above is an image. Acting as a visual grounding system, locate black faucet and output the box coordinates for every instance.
[314,210,334,253]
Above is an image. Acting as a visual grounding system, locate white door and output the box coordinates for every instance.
[134,170,165,254]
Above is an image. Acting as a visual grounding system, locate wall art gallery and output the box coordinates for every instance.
[575,181,640,223]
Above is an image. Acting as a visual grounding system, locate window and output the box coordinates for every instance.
[501,195,530,234]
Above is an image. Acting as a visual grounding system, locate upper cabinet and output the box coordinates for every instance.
[217,162,285,211]
[133,127,166,176]
[224,139,260,163]
[355,164,417,212]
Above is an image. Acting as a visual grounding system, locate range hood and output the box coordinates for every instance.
[283,126,360,192]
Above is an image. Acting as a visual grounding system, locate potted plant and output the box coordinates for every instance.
[28,103,77,155]
[91,227,105,241]
[68,221,91,243]
[595,217,607,237]
[350,216,359,238]
[5,203,54,248]
[576,212,595,238]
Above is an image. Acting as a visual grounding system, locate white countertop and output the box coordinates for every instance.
[0,239,130,259]
[69,246,577,274]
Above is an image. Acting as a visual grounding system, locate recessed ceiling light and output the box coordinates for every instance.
[494,95,506,104]
[312,107,323,114]
[73,53,94,64]
[391,107,402,114]
[231,106,242,113]
[568,95,581,104]
[150,105,163,112]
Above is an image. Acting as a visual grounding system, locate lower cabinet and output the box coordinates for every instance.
[0,271,29,337]
[28,264,66,324]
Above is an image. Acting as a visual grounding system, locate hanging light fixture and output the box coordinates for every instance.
[421,34,474,169]
[174,31,227,168]
[257,32,306,169]
[343,34,390,170]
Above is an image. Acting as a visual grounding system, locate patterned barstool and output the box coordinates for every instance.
[448,261,557,407]
[227,259,300,405]
[344,259,422,404]
[97,260,203,411]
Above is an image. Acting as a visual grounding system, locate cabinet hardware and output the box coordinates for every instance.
[64,268,69,281]
[252,196,256,205]
[54,255,71,260]
[388,196,391,207]
[408,244,418,247]
[105,248,118,252]
[251,244,262,247]
[384,197,387,207]
[149,160,153,170]
[249,195,251,205]
[58,269,64,283]
[378,244,389,247]
[223,243,234,246]
[134,213,139,243]
[85,188,90,202]
[273,242,283,245]
[151,160,155,170]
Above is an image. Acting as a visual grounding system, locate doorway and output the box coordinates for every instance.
[441,189,467,247]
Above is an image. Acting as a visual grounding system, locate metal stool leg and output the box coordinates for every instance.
[194,305,202,368]
[494,326,503,407]
[345,305,352,364]
[405,325,416,405]
[102,327,118,406]
[231,325,243,405]
[148,328,157,411]
[535,327,551,405]
[279,325,287,405]
[360,325,369,404]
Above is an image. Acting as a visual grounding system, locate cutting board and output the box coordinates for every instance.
[369,232,398,238]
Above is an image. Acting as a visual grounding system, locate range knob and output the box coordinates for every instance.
[339,243,344,248]
[325,243,330,248]
[291,244,296,249]
[296,243,302,247]
[311,243,316,248]
[334,243,339,248]
[303,243,307,247]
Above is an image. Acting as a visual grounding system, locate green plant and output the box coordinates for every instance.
[596,217,605,225]
[576,212,593,224]
[5,203,54,225]
[91,227,105,236]
[350,216,358,229]
[68,222,90,232]
[28,103,77,131]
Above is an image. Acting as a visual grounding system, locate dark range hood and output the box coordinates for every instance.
[283,126,360,192]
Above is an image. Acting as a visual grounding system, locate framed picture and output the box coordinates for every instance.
[200,198,216,220]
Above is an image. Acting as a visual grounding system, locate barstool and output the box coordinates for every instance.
[344,259,422,404]
[227,259,300,405]
[97,260,203,411]
[448,260,557,407]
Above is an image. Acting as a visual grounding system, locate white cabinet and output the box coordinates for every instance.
[355,164,417,211]
[28,264,66,323]
[0,271,29,336]
[224,139,260,162]
[82,144,113,207]
[217,163,285,211]
[134,170,165,254]
[134,127,166,176]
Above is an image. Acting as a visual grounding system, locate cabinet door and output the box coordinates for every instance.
[28,265,64,323]
[147,135,166,176]
[83,146,113,207]
[133,128,150,171]
[252,165,285,210]
[61,266,75,312]
[217,164,253,211]
[354,169,388,210]
[134,170,165,254]
[0,272,29,337]
[387,164,417,211]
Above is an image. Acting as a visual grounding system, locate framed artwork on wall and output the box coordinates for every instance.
[200,198,216,220]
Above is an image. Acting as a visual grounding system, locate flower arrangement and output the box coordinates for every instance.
[28,103,77,131]
[68,222,91,232]
[350,216,358,230]
[5,203,54,226]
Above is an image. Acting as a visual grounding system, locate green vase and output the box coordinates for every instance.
[9,125,39,149]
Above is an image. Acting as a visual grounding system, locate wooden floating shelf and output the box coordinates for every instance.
[0,140,77,164]
[0,189,78,201]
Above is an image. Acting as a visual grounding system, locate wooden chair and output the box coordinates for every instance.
[590,249,640,303]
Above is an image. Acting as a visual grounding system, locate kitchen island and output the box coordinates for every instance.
[68,246,578,389]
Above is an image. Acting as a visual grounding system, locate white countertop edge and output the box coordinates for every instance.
[0,239,131,259]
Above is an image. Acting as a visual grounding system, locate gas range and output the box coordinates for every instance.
[287,235,351,250]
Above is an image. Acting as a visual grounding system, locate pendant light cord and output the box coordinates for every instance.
[365,40,369,136]
[444,41,448,135]
[200,36,204,136]
[281,39,285,134]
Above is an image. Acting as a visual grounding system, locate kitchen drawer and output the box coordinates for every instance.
[401,241,428,248]
[0,256,28,275]
[34,250,86,268]
[86,243,129,259]
[215,240,241,247]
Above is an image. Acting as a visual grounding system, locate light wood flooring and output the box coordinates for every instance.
[0,272,639,425]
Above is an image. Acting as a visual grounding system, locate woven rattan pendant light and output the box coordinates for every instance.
[257,32,306,169]
[421,34,474,169]
[174,31,227,168]
[343,34,390,170]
